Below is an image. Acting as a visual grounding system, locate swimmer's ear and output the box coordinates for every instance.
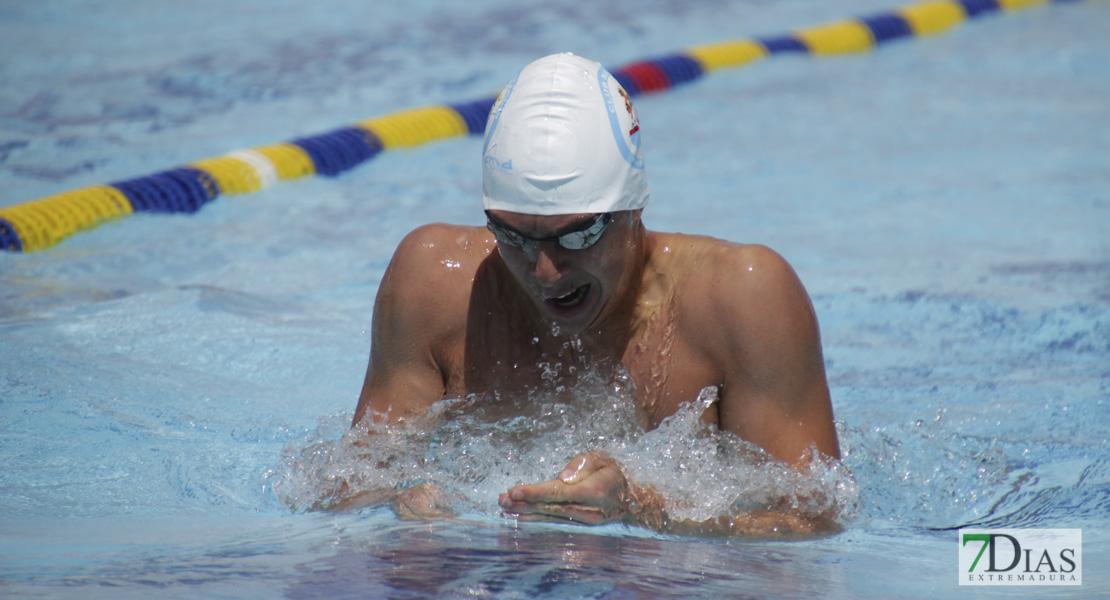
[625,209,643,230]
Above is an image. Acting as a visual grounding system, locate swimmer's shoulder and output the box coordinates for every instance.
[652,232,806,342]
[649,231,787,277]
[379,223,495,315]
[389,223,496,280]
[650,231,791,281]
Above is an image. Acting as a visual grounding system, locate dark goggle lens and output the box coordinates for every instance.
[487,213,611,250]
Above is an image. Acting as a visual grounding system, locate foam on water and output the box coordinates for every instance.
[271,360,862,528]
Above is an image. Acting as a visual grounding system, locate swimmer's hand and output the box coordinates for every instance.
[392,482,456,520]
[498,452,652,526]
[316,481,456,521]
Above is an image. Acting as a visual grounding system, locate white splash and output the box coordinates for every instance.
[271,373,858,526]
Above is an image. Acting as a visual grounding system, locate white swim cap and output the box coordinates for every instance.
[482,53,649,216]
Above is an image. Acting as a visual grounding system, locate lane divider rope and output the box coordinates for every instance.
[0,0,1084,252]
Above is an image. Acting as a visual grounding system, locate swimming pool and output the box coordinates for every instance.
[2,0,1107,597]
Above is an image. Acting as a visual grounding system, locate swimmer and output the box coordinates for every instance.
[347,53,841,537]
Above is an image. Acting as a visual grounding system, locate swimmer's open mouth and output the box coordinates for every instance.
[548,284,590,309]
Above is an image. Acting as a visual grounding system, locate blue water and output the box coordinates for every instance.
[2,0,1108,598]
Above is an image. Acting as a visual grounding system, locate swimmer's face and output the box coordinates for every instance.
[487,209,640,334]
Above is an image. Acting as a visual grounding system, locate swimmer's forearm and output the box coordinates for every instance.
[665,510,841,540]
[311,482,398,512]
[621,480,670,530]
[624,481,840,540]
[315,481,456,521]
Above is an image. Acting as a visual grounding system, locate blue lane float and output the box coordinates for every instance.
[0,0,1085,252]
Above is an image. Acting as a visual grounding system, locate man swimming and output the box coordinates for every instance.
[348,53,841,536]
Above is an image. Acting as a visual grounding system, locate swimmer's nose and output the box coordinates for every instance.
[526,242,564,285]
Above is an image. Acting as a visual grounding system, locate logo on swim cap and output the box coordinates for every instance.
[618,88,640,136]
[597,67,644,171]
[482,53,649,216]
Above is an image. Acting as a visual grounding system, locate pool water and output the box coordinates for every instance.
[2,0,1108,598]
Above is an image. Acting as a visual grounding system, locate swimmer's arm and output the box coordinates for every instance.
[352,225,460,427]
[667,243,842,536]
[710,244,840,466]
[331,226,463,518]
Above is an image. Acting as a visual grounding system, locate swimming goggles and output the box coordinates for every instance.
[486,212,613,251]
